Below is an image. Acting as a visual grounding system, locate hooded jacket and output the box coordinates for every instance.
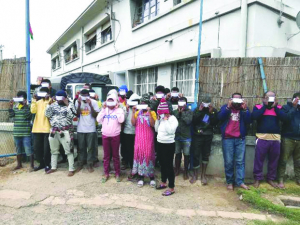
[173,107,193,141]
[281,102,300,140]
[192,107,218,136]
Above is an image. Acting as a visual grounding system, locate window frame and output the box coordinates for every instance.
[134,67,158,96]
[101,26,112,45]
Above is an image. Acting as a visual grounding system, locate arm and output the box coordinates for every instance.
[9,101,15,118]
[89,100,99,118]
[173,110,180,119]
[192,109,204,124]
[149,111,157,127]
[275,106,288,121]
[209,108,219,126]
[154,119,160,132]
[96,108,106,124]
[31,100,37,114]
[164,116,179,135]
[181,110,193,125]
[131,110,138,126]
[218,105,231,122]
[150,99,159,111]
[241,107,252,124]
[251,105,266,120]
[168,101,174,115]
[116,109,125,124]
[45,104,53,119]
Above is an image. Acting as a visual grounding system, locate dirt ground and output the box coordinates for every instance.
[0,146,275,225]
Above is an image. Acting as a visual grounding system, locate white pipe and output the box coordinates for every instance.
[239,0,248,57]
[81,26,84,72]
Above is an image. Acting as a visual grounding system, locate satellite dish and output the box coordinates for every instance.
[297,11,300,29]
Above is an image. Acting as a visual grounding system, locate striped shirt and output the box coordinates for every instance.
[9,104,32,137]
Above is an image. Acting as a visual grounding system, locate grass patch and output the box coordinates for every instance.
[248,220,299,225]
[238,187,300,222]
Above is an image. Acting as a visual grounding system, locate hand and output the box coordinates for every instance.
[95,94,99,100]
[115,102,119,109]
[157,115,160,120]
[86,98,92,106]
[292,97,299,108]
[49,98,55,105]
[241,101,247,110]
[102,102,106,109]
[147,107,151,113]
[126,104,129,111]
[178,93,183,98]
[9,100,14,109]
[178,107,182,113]
[77,97,82,105]
[152,96,157,101]
[199,103,204,111]
[33,94,37,100]
[209,105,214,113]
[22,99,27,106]
[132,106,137,112]
[166,93,171,100]
[227,99,233,109]
[63,98,69,106]
[271,98,278,108]
[164,115,169,120]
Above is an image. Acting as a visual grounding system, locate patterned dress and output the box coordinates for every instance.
[132,110,156,177]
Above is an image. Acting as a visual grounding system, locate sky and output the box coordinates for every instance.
[0,0,94,83]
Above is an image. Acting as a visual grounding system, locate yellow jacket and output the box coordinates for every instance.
[31,99,51,133]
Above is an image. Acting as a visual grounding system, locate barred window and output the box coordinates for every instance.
[134,67,158,96]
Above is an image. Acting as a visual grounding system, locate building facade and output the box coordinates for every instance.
[47,0,300,101]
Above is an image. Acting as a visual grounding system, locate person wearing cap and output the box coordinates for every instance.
[130,93,157,187]
[45,91,76,176]
[190,96,218,185]
[119,85,128,106]
[155,98,178,196]
[218,93,251,191]
[173,97,193,180]
[9,91,34,171]
[252,91,286,188]
[75,89,100,173]
[97,95,125,183]
[31,87,52,172]
[278,93,300,189]
[121,93,140,171]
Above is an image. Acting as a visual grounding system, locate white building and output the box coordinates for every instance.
[47,0,300,101]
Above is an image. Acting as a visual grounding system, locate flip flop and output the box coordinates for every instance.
[156,184,167,190]
[150,180,156,188]
[162,190,175,196]
[102,176,109,183]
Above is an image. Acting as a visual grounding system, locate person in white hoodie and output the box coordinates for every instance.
[97,94,125,183]
[155,98,178,196]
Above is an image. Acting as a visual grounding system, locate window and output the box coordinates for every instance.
[51,56,60,70]
[85,31,97,52]
[171,60,195,98]
[173,0,181,6]
[134,67,158,96]
[64,48,71,63]
[133,0,160,27]
[101,27,112,44]
[64,41,78,63]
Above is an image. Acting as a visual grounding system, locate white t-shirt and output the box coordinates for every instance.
[75,99,100,133]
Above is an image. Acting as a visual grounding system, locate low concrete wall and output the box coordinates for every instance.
[206,135,295,179]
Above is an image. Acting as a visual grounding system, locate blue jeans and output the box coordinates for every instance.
[222,138,246,186]
[14,136,33,156]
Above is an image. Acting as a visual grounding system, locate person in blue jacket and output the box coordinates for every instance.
[218,93,251,191]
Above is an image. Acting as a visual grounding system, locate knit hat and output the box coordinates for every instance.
[119,85,128,93]
[157,98,170,115]
[56,90,67,97]
[140,93,150,105]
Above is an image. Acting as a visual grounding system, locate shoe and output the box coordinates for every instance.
[34,164,45,172]
[87,165,94,173]
[45,166,51,173]
[150,180,156,188]
[68,171,75,177]
[46,169,57,174]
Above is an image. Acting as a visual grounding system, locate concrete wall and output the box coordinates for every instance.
[207,135,296,179]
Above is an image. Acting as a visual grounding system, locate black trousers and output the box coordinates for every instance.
[123,133,135,169]
[192,135,213,169]
[158,142,175,188]
[120,132,126,161]
[34,133,51,167]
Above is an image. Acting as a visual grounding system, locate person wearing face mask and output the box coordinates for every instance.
[97,95,125,183]
[89,89,102,110]
[118,85,128,106]
[190,96,218,185]
[278,93,300,189]
[149,85,173,114]
[45,91,76,176]
[252,91,286,188]
[173,97,193,180]
[167,87,183,107]
[9,91,34,171]
[155,98,178,196]
[31,87,52,172]
[218,93,251,191]
[75,89,100,173]
[130,93,157,187]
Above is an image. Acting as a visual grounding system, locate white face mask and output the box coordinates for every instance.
[171,92,179,97]
[156,93,164,99]
[56,96,64,101]
[13,97,24,102]
[232,98,243,103]
[37,92,48,97]
[268,97,275,102]
[202,102,210,108]
[136,104,148,110]
[128,101,138,106]
[107,101,116,107]
[178,101,186,107]
[41,83,49,88]
[89,93,96,97]
[81,96,89,101]
[119,90,126,96]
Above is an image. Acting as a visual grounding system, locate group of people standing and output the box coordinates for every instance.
[9,79,300,197]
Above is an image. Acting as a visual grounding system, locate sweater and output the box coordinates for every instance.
[281,102,300,140]
[218,104,251,139]
[9,104,32,137]
[173,108,193,141]
[31,99,51,133]
[252,104,285,135]
[97,107,125,137]
[192,107,218,136]
[155,115,178,143]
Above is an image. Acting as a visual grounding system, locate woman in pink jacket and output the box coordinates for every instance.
[97,94,125,183]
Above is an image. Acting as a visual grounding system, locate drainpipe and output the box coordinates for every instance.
[81,26,84,72]
[239,0,248,57]
[258,58,268,93]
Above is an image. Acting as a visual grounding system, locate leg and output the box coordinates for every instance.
[23,136,34,171]
[126,134,135,170]
[278,138,294,189]
[293,141,300,185]
[190,136,202,184]
[48,133,60,172]
[158,142,167,184]
[86,132,97,172]
[166,143,176,189]
[111,135,121,178]
[58,145,67,164]
[43,133,51,170]
[182,141,191,180]
[253,139,269,187]
[266,140,280,188]
[13,137,23,170]
[120,132,126,164]
[59,131,75,176]
[93,132,100,167]
[76,133,86,170]
[34,133,45,170]
[201,136,213,185]
[222,139,235,187]
[174,141,182,176]
[234,139,248,189]
[102,135,111,177]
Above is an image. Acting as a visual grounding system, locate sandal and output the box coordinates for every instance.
[156,184,167,190]
[102,176,109,183]
[137,180,144,187]
[116,176,121,182]
[150,180,156,188]
[162,189,175,196]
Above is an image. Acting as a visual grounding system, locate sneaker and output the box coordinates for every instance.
[45,166,51,173]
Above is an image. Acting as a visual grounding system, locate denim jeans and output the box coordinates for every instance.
[14,136,33,156]
[222,138,246,186]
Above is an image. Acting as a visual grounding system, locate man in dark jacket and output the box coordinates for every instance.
[218,93,251,190]
[149,85,173,114]
[190,96,218,185]
[252,91,286,188]
[278,93,300,188]
[173,97,193,180]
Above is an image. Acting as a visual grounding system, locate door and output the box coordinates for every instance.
[114,73,126,87]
